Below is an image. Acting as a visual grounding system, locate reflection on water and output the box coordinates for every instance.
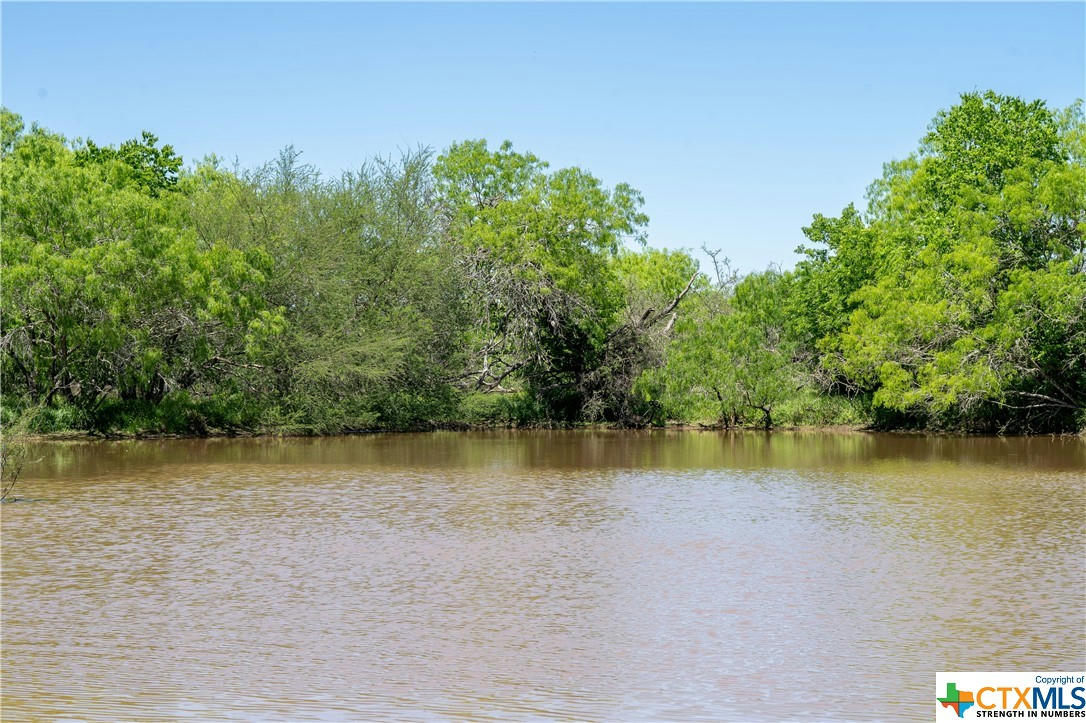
[3,431,1084,720]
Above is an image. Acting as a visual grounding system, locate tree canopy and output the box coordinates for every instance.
[2,91,1083,435]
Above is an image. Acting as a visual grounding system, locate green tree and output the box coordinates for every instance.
[435,139,657,421]
[650,265,799,429]
[183,146,467,432]
[794,92,1085,431]
[1,114,275,432]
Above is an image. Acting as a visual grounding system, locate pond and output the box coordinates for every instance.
[2,431,1083,720]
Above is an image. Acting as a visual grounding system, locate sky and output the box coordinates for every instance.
[3,2,1084,272]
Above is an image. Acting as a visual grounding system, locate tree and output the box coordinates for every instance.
[183,147,468,432]
[435,140,664,421]
[1,116,275,431]
[793,92,1086,431]
[599,247,702,423]
[650,263,799,429]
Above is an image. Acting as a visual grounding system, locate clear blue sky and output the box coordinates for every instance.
[3,2,1083,272]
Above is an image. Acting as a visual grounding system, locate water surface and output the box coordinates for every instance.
[3,431,1084,720]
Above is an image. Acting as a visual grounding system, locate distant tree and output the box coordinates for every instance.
[599,247,702,423]
[1,107,24,155]
[652,266,798,429]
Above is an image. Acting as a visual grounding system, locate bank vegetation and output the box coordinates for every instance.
[2,91,1083,436]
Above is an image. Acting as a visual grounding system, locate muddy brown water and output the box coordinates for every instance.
[2,431,1084,720]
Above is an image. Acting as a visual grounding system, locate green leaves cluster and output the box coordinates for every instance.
[1,111,274,432]
[434,140,670,422]
[645,265,800,429]
[815,92,1085,431]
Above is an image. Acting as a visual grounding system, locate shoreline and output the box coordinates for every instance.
[19,423,1085,443]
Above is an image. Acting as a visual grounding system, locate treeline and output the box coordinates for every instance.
[2,91,1083,435]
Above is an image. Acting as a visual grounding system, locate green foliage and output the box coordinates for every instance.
[613,247,702,306]
[1,108,25,155]
[0,403,33,501]
[789,204,882,356]
[88,390,267,435]
[649,269,802,428]
[183,147,468,433]
[1,117,275,433]
[2,92,1081,436]
[457,391,553,427]
[74,130,183,196]
[434,140,664,422]
[791,91,1085,432]
[644,91,1084,432]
